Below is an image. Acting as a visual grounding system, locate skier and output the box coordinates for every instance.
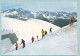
[21,39,25,48]
[50,28,52,32]
[15,42,18,50]
[37,35,38,39]
[70,16,75,25]
[41,29,45,38]
[45,31,47,35]
[32,36,34,43]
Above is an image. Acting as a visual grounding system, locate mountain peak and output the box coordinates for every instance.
[17,8,24,11]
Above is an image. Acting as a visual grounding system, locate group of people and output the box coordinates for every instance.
[31,28,52,43]
[41,28,52,38]
[15,16,76,50]
[15,16,76,51]
[15,39,25,50]
[15,28,52,50]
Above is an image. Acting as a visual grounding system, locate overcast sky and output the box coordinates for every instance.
[1,2,77,12]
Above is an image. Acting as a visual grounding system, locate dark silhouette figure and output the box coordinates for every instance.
[50,28,52,32]
[45,31,47,35]
[21,39,25,48]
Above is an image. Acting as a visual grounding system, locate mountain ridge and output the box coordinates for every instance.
[2,8,77,27]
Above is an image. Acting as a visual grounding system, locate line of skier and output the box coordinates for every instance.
[15,16,76,50]
[15,28,52,50]
[15,39,25,50]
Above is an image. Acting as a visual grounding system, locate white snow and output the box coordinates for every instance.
[42,14,46,17]
[43,14,56,20]
[2,38,13,54]
[57,16,65,19]
[11,11,18,15]
[31,12,37,17]
[2,16,60,44]
[2,11,18,17]
[2,29,14,35]
[63,14,67,17]
[2,22,77,55]
[2,14,77,55]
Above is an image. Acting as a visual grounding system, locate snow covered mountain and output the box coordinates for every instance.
[2,16,60,43]
[2,8,77,27]
[2,8,34,20]
[2,15,61,54]
[3,22,77,55]
[1,8,77,55]
[2,8,77,23]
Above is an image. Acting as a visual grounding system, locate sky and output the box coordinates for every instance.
[1,2,77,12]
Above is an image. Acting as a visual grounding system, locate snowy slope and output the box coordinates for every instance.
[2,16,60,44]
[2,38,13,54]
[2,29,14,35]
[3,22,77,55]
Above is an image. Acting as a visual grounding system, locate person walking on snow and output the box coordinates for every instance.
[21,39,25,48]
[70,16,75,24]
[15,42,18,50]
[45,31,47,35]
[37,35,38,39]
[50,28,52,32]
[32,36,34,43]
[41,29,45,38]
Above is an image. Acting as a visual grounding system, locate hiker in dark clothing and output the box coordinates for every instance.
[21,39,25,48]
[15,42,18,50]
[45,31,47,35]
[50,28,52,32]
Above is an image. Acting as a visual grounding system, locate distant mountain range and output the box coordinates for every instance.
[2,8,77,27]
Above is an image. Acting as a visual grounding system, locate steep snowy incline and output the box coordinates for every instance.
[4,22,77,55]
[2,16,60,44]
[2,38,13,54]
